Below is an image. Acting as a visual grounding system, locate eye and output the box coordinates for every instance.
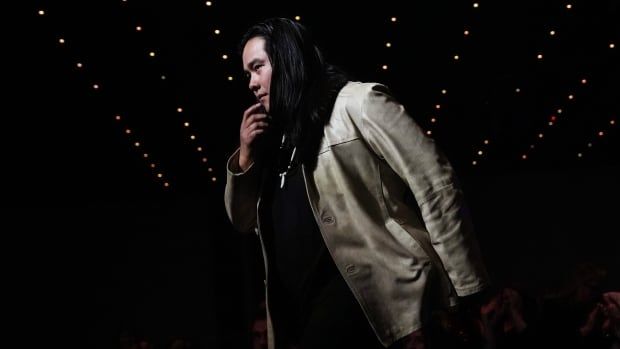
[253,64,263,71]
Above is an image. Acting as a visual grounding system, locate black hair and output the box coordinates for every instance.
[239,17,349,167]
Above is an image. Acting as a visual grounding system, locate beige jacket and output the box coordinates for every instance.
[225,81,489,348]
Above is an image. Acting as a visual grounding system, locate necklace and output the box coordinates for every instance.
[278,134,297,189]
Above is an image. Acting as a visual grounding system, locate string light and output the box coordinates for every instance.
[36,2,613,185]
[566,4,573,10]
[58,38,65,44]
[38,10,45,16]
[112,3,213,175]
[575,118,616,159]
[381,5,480,141]
[294,16,301,21]
[114,113,171,186]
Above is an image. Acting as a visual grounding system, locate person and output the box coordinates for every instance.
[250,300,269,349]
[224,17,490,349]
[576,291,620,349]
[478,286,538,349]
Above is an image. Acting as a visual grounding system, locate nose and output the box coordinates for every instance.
[248,74,260,93]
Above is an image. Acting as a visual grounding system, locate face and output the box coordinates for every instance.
[251,319,267,349]
[242,36,272,113]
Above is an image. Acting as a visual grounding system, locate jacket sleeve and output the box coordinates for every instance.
[350,83,489,296]
[224,148,261,233]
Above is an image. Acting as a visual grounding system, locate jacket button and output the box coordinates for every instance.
[346,264,357,274]
[322,216,335,225]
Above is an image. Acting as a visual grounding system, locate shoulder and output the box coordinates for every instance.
[336,81,402,121]
[337,81,392,101]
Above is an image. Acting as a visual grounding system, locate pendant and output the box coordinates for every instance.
[279,171,287,189]
[278,146,296,189]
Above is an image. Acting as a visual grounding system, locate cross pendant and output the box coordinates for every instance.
[279,171,287,189]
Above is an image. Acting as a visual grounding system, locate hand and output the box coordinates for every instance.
[502,288,528,333]
[579,303,605,337]
[398,329,426,349]
[602,291,620,338]
[603,292,620,320]
[239,103,270,171]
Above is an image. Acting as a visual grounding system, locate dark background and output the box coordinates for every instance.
[7,0,619,348]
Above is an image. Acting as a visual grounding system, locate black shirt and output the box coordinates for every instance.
[262,148,384,348]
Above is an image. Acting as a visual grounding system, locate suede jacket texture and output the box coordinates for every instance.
[225,81,489,348]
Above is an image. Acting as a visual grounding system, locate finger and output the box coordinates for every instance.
[245,113,268,127]
[254,121,269,129]
[248,121,269,132]
[251,129,265,138]
[243,103,263,121]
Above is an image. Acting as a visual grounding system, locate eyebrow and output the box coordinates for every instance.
[243,58,263,72]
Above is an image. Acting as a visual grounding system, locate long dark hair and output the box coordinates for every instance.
[239,17,349,166]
